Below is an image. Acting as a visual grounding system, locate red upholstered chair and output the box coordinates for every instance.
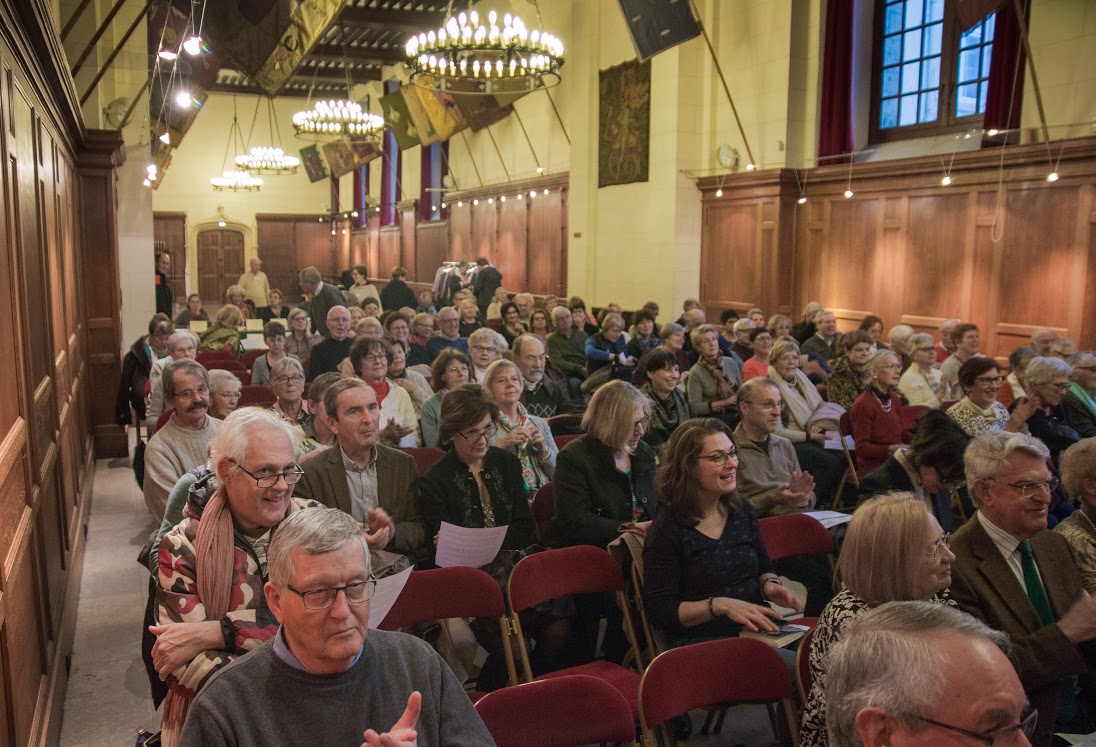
[506,546,641,714]
[206,358,247,373]
[638,637,799,746]
[795,625,816,703]
[553,433,580,450]
[475,675,638,747]
[238,385,276,408]
[759,513,835,561]
[530,483,554,546]
[196,350,237,366]
[485,318,503,330]
[405,446,446,475]
[241,348,268,369]
[833,410,859,508]
[156,409,174,431]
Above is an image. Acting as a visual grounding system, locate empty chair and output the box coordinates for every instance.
[530,482,554,546]
[553,433,580,450]
[638,637,799,746]
[196,350,237,366]
[238,384,276,408]
[475,674,637,747]
[758,513,835,566]
[404,446,446,475]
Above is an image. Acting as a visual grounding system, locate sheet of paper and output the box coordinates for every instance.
[435,522,509,568]
[245,318,264,331]
[188,320,208,333]
[368,566,413,629]
[804,510,854,529]
[1054,735,1096,746]
[240,335,265,350]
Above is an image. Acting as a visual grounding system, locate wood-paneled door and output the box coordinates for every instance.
[154,211,187,300]
[197,228,245,303]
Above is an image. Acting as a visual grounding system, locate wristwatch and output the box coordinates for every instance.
[761,576,783,601]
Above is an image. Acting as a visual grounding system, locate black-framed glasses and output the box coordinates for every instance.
[458,424,497,443]
[231,460,304,488]
[974,375,1004,385]
[632,417,651,434]
[743,399,785,412]
[274,374,304,385]
[989,477,1059,498]
[698,449,738,466]
[926,533,951,557]
[286,577,377,610]
[910,706,1037,745]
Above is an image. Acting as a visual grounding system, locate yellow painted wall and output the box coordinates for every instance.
[1022,0,1096,141]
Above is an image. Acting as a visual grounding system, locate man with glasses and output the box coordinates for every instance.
[547,306,589,402]
[295,379,420,556]
[181,507,491,745]
[949,431,1096,745]
[825,601,1034,747]
[513,334,573,418]
[308,305,354,379]
[733,378,816,517]
[426,306,470,361]
[143,359,221,522]
[467,327,502,383]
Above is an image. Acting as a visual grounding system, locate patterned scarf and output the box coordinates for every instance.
[700,354,737,399]
[496,403,550,490]
[1069,382,1096,419]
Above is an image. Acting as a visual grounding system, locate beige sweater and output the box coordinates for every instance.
[142,415,221,522]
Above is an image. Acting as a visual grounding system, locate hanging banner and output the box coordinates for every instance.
[403,76,466,143]
[380,90,422,151]
[322,139,357,177]
[348,136,382,166]
[598,58,651,187]
[299,144,328,182]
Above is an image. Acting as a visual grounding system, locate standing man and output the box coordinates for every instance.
[949,431,1096,745]
[294,378,423,556]
[155,251,173,316]
[238,256,271,309]
[308,306,353,379]
[472,257,502,318]
[801,309,840,362]
[298,266,345,336]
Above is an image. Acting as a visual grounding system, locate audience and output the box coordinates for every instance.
[746,307,766,326]
[206,369,241,421]
[483,359,556,492]
[1051,337,1078,360]
[680,307,707,362]
[936,317,960,362]
[485,286,509,320]
[886,323,913,369]
[948,357,1036,437]
[729,318,755,364]
[642,418,803,650]
[513,292,535,327]
[898,332,943,408]
[250,321,298,386]
[1064,350,1096,437]
[420,349,471,448]
[631,321,689,387]
[950,431,1096,743]
[303,372,341,452]
[1016,356,1079,466]
[791,301,822,344]
[801,493,958,747]
[848,350,917,476]
[547,305,588,401]
[687,323,743,427]
[237,257,270,309]
[224,284,250,320]
[999,345,1036,408]
[1054,438,1096,594]
[386,338,431,414]
[457,298,482,337]
[768,313,793,339]
[379,265,417,311]
[308,306,353,379]
[348,337,419,447]
[826,330,873,411]
[466,326,501,383]
[472,257,503,317]
[299,266,346,335]
[284,307,320,365]
[346,264,380,307]
[147,331,198,433]
[939,322,982,400]
[269,357,316,451]
[858,409,973,532]
[640,348,690,453]
[741,326,774,381]
[568,296,599,336]
[626,311,660,360]
[1030,327,1056,357]
[859,315,886,351]
[512,333,572,418]
[408,312,435,366]
[198,305,243,357]
[498,301,525,347]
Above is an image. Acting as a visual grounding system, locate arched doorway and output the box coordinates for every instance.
[197,228,245,303]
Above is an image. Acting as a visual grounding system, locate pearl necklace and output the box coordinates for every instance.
[1078,508,1096,538]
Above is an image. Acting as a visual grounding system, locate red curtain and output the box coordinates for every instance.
[981,2,1027,146]
[818,0,853,160]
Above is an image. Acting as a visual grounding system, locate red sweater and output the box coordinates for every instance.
[849,389,917,476]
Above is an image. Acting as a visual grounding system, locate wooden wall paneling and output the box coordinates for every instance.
[255,217,298,303]
[700,201,761,315]
[900,192,972,336]
[349,229,369,270]
[470,201,497,260]
[399,204,416,275]
[1067,184,1093,344]
[757,196,780,316]
[770,187,797,317]
[153,211,186,300]
[0,638,11,745]
[294,219,337,283]
[415,222,449,283]
[378,227,401,281]
[448,203,471,260]
[196,229,245,303]
[6,520,47,747]
[496,198,527,293]
[527,190,567,297]
[1083,188,1096,347]
[823,197,882,330]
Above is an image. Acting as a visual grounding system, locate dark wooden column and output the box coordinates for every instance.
[78,129,127,457]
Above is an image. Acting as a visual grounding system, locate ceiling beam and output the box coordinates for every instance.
[336,6,445,34]
[306,43,405,67]
[292,64,383,83]
[209,83,322,98]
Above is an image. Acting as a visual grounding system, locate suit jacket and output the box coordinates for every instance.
[949,516,1094,746]
[294,443,424,556]
[307,282,347,336]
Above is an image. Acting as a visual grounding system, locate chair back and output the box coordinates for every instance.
[554,433,580,450]
[241,348,268,368]
[530,483,554,546]
[378,567,505,630]
[405,446,446,475]
[206,359,247,373]
[758,513,834,560]
[796,625,816,703]
[239,385,276,408]
[639,637,794,730]
[156,409,173,431]
[508,546,624,613]
[475,675,637,747]
[485,318,503,330]
[196,350,237,365]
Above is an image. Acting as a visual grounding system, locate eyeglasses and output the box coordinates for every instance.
[989,476,1059,497]
[274,375,304,385]
[632,417,651,434]
[743,399,785,412]
[471,345,497,353]
[698,449,738,466]
[286,578,377,610]
[974,376,1003,385]
[446,365,470,374]
[926,533,951,557]
[362,354,388,363]
[173,385,209,400]
[909,706,1037,745]
[1043,382,1070,393]
[231,460,305,488]
[458,424,497,443]
[878,363,903,370]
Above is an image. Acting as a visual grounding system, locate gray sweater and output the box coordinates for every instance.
[181,630,495,746]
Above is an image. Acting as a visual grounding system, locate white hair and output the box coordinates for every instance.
[1023,356,1071,388]
[964,430,1051,495]
[209,407,300,482]
[267,508,369,587]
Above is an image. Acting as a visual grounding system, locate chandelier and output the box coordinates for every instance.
[235,97,299,173]
[405,5,564,95]
[292,99,385,137]
[211,170,263,191]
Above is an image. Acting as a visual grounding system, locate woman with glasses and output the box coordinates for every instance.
[800,492,957,746]
[643,418,804,649]
[826,330,874,411]
[1013,357,1080,468]
[1064,351,1096,439]
[687,323,743,427]
[151,408,319,746]
[740,326,775,382]
[198,304,244,357]
[117,313,174,426]
[284,307,320,366]
[482,359,556,492]
[420,350,471,447]
[640,349,691,454]
[348,337,419,447]
[898,332,944,408]
[250,321,299,386]
[498,301,526,348]
[269,357,318,453]
[849,350,919,476]
[948,357,1040,438]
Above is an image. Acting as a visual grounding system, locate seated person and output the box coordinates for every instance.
[859,314,887,351]
[1054,438,1096,594]
[497,301,526,347]
[283,307,320,366]
[346,264,380,307]
[886,323,913,370]
[999,345,1037,409]
[174,293,209,327]
[767,313,793,339]
[349,337,419,448]
[308,306,353,379]
[790,302,821,344]
[1064,350,1096,438]
[180,508,492,746]
[631,322,690,387]
[568,297,599,337]
[513,333,573,419]
[386,336,432,414]
[547,306,588,402]
[485,286,509,321]
[224,284,250,320]
[898,332,943,408]
[939,323,982,401]
[420,350,471,448]
[800,309,839,362]
[800,492,957,747]
[303,372,341,452]
[1014,356,1079,467]
[948,357,1038,438]
[147,331,198,434]
[250,321,299,386]
[198,305,243,357]
[642,418,803,650]
[585,312,635,379]
[426,307,469,361]
[626,311,660,361]
[269,357,317,454]
[826,330,872,411]
[207,369,241,421]
[859,409,973,532]
[740,326,775,381]
[686,323,743,427]
[416,289,438,315]
[258,288,290,324]
[640,349,691,454]
[483,359,557,492]
[408,312,435,367]
[848,350,918,476]
[457,298,482,338]
[528,308,550,339]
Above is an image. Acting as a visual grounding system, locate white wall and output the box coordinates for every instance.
[117,149,156,350]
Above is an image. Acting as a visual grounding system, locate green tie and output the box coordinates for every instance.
[1020,540,1077,723]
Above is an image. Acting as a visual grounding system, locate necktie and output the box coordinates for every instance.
[1020,540,1077,723]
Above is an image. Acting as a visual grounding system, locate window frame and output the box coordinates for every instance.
[869,0,994,144]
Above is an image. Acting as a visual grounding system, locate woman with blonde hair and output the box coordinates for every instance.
[848,349,917,476]
[224,284,250,320]
[1055,438,1096,594]
[198,304,244,357]
[800,492,956,746]
[482,359,557,491]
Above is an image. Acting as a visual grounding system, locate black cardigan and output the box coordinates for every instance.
[550,435,657,548]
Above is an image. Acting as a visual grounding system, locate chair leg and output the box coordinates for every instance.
[783,698,801,747]
[713,705,728,733]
